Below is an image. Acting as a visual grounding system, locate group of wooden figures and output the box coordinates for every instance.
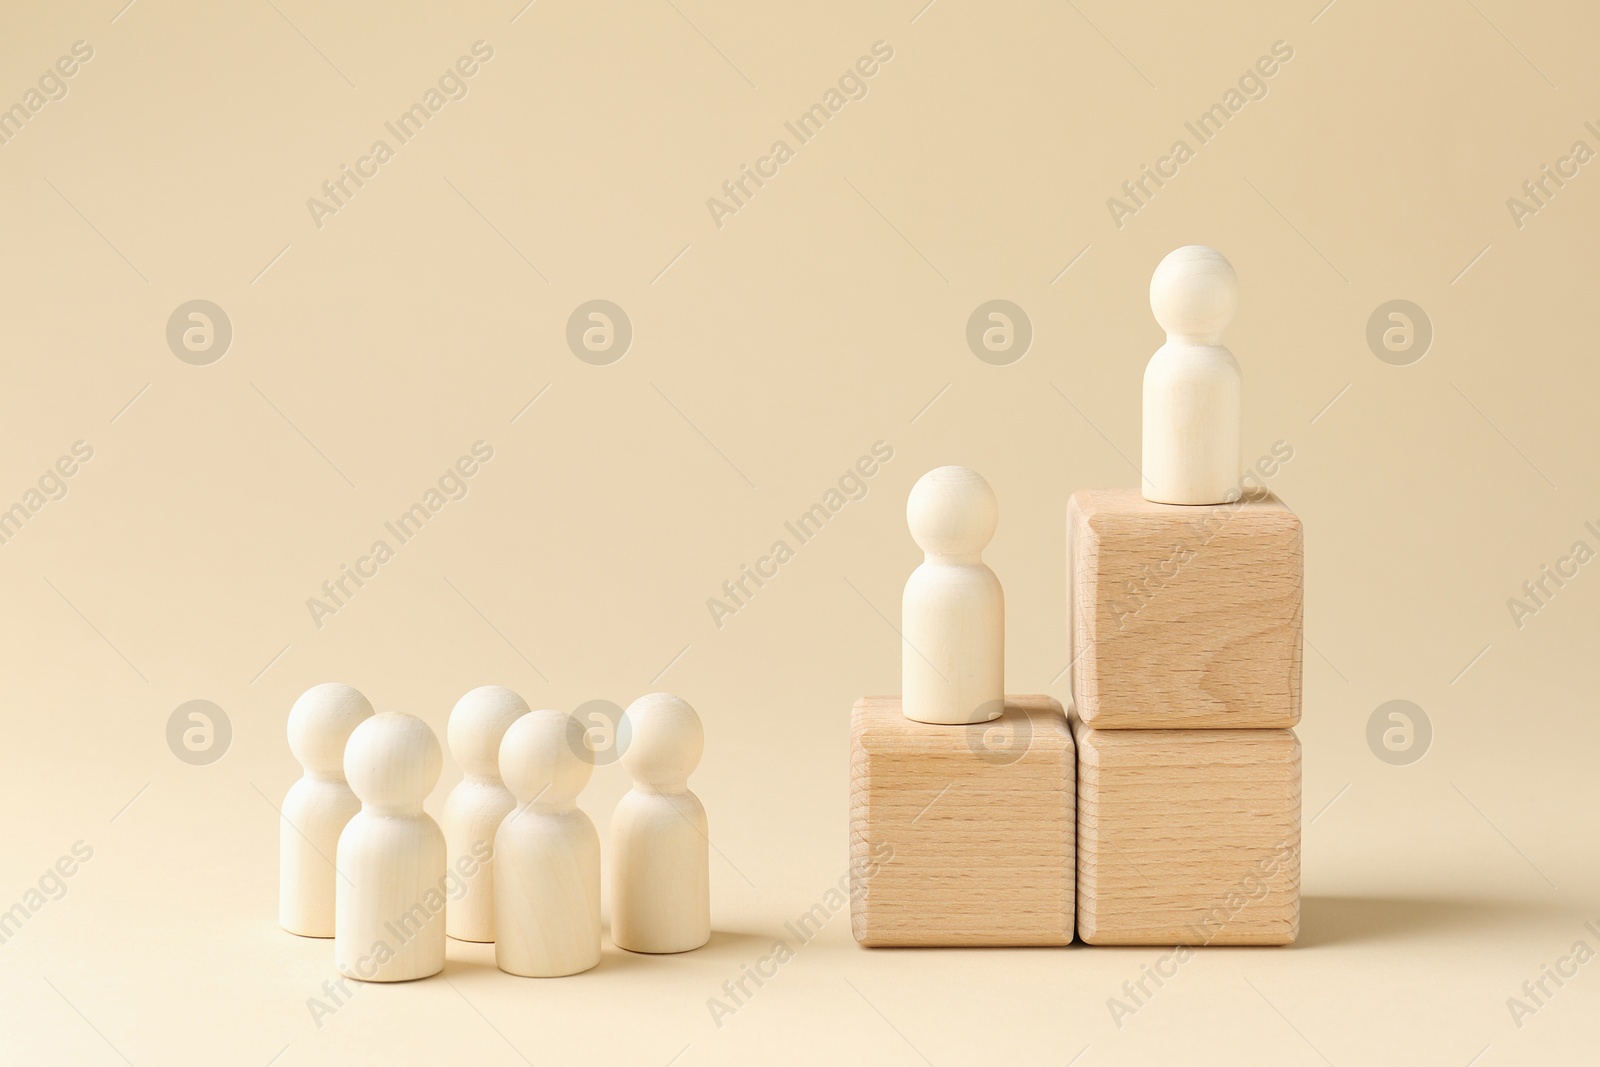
[851,246,1304,947]
[279,686,709,980]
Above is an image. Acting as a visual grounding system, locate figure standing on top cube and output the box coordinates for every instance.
[1143,245,1243,506]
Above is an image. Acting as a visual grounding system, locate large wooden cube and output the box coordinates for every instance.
[849,695,1074,946]
[1074,712,1300,945]
[1069,487,1303,729]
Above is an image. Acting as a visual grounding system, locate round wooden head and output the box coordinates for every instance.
[344,712,442,813]
[619,693,703,792]
[907,466,998,559]
[498,709,592,807]
[448,685,530,779]
[287,682,374,777]
[1150,245,1237,342]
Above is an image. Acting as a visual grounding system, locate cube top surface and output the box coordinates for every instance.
[850,695,1074,947]
[1073,486,1294,526]
[1069,486,1302,729]
[852,694,1070,758]
[1071,712,1302,768]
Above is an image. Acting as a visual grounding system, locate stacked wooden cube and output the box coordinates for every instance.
[849,694,1076,946]
[1068,487,1302,945]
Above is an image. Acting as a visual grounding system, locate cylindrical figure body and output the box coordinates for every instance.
[610,790,711,952]
[1142,342,1242,505]
[442,779,517,941]
[335,812,448,981]
[280,776,362,937]
[494,808,601,976]
[902,561,1004,724]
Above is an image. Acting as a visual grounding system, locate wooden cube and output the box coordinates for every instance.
[1069,487,1302,729]
[1074,712,1300,945]
[850,695,1074,946]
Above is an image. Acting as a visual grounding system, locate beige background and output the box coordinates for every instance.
[1,0,1596,1063]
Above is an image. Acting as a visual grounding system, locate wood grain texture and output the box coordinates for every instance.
[1069,487,1302,729]
[849,695,1073,947]
[1073,711,1300,946]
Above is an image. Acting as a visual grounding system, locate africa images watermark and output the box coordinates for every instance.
[306,440,495,629]
[306,839,491,1028]
[167,699,233,766]
[1107,838,1298,1028]
[0,841,95,949]
[0,440,95,548]
[1505,119,1600,230]
[705,440,895,629]
[0,40,95,148]
[1104,441,1295,630]
[1367,699,1431,766]
[1504,918,1600,1030]
[705,40,895,230]
[705,841,895,1029]
[305,41,495,229]
[1106,39,1295,229]
[1505,516,1600,630]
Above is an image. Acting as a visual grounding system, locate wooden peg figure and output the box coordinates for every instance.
[493,709,601,977]
[335,712,447,982]
[280,683,374,938]
[443,685,530,942]
[610,693,710,954]
[902,466,1005,725]
[1142,245,1243,505]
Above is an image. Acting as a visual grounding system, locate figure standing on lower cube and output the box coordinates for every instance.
[902,466,1004,725]
[1142,245,1243,506]
[336,712,447,982]
[610,693,710,953]
[494,709,601,977]
[442,685,530,942]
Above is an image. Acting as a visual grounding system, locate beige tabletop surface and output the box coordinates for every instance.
[0,1,1596,1064]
